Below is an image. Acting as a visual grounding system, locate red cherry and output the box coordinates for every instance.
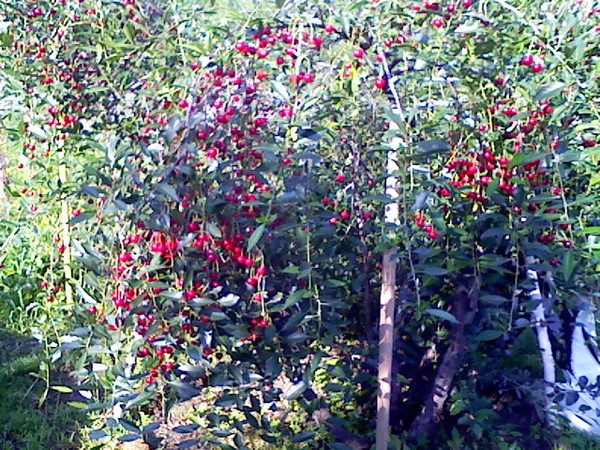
[118,252,132,263]
[206,147,218,158]
[520,54,534,66]
[428,229,440,239]
[375,77,387,89]
[531,63,544,73]
[353,48,365,58]
[502,107,518,117]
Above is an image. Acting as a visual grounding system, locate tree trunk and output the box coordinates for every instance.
[526,258,556,413]
[409,280,479,439]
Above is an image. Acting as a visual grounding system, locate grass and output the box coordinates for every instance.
[0,329,84,450]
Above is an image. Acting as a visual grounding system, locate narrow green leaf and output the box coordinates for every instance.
[534,82,565,102]
[476,329,504,341]
[424,308,459,324]
[508,152,547,169]
[50,385,73,393]
[247,224,265,252]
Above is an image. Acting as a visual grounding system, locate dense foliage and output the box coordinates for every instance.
[0,0,598,449]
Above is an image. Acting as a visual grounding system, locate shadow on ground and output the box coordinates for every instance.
[0,328,86,450]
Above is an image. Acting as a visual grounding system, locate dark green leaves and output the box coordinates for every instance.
[476,330,504,341]
[425,308,459,324]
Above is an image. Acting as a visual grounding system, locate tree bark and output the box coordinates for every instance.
[526,258,556,413]
[409,281,479,439]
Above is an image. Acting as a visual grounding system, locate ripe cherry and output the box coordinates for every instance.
[375,77,387,89]
[502,107,518,117]
[520,54,534,66]
[531,63,544,73]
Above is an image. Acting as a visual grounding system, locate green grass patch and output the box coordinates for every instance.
[0,330,84,450]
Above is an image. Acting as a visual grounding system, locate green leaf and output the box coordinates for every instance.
[215,394,238,408]
[283,381,307,400]
[89,430,108,440]
[68,213,94,225]
[416,266,449,276]
[580,227,600,235]
[168,381,200,400]
[476,329,504,341]
[481,294,509,305]
[562,251,577,282]
[425,308,459,324]
[218,294,240,307]
[28,124,47,140]
[271,81,290,102]
[508,153,547,169]
[291,432,316,443]
[534,82,565,102]
[417,140,450,153]
[207,222,222,238]
[283,289,307,309]
[454,21,480,33]
[480,227,509,240]
[156,183,180,201]
[247,224,265,252]
[50,385,73,393]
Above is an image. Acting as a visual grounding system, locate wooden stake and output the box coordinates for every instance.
[376,131,401,450]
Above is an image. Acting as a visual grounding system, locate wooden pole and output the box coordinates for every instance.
[376,124,401,450]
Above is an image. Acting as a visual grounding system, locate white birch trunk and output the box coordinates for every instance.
[526,258,556,403]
